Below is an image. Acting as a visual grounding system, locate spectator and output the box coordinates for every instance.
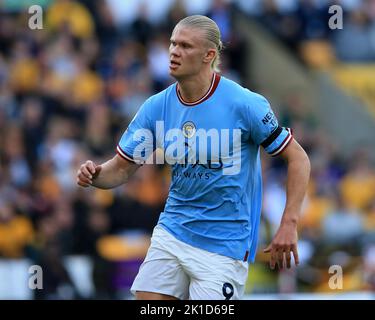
[0,200,35,258]
[333,9,375,62]
[321,192,364,247]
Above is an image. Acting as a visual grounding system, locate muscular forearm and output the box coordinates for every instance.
[264,140,309,268]
[92,156,139,189]
[281,147,310,225]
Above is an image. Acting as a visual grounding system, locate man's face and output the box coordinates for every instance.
[169,26,211,79]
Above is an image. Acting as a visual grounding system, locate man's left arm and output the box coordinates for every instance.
[264,138,311,269]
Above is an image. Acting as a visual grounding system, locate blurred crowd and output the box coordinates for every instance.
[245,0,375,64]
[0,0,374,299]
[258,94,375,294]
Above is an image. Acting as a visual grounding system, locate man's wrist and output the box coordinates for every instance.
[281,215,299,227]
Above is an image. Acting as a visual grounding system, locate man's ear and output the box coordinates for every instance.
[203,48,216,64]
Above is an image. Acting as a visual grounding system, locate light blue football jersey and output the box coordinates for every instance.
[117,73,292,262]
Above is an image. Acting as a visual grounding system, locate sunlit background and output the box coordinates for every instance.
[0,0,374,300]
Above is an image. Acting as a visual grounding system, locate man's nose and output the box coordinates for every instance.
[170,45,181,57]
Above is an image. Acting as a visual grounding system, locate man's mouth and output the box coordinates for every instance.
[170,60,181,69]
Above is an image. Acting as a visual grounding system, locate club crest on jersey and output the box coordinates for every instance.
[182,121,196,138]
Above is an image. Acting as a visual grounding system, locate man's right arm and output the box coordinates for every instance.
[77,155,140,190]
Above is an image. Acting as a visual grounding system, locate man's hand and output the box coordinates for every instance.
[263,220,299,270]
[76,160,102,187]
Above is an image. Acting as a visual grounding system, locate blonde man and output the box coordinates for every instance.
[77,15,310,300]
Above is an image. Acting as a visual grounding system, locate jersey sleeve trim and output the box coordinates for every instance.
[269,128,293,157]
[116,145,138,164]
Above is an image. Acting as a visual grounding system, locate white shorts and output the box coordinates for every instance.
[130,224,249,300]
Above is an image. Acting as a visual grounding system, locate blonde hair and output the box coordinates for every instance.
[176,15,223,72]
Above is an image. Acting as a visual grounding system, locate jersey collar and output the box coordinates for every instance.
[176,73,221,106]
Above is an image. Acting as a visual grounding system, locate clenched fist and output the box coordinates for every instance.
[76,160,102,187]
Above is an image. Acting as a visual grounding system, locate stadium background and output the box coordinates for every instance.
[0,0,374,300]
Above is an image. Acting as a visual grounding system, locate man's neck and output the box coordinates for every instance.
[177,70,214,103]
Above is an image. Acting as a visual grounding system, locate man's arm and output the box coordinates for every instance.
[77,154,140,190]
[264,138,311,269]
